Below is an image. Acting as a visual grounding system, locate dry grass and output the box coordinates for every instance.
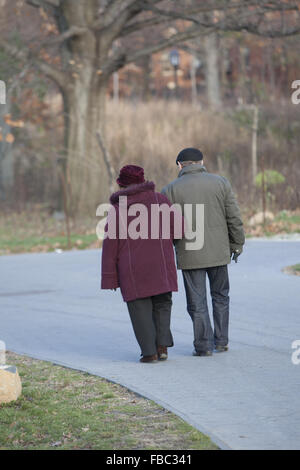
[104,100,299,213]
[106,100,248,193]
[0,206,100,255]
[7,99,299,215]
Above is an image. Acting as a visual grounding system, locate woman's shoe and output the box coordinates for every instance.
[193,350,213,357]
[157,346,168,361]
[214,345,229,353]
[140,354,158,363]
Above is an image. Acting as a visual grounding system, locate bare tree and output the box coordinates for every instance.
[0,0,299,212]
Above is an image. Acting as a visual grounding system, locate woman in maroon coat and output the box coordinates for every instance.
[101,165,182,363]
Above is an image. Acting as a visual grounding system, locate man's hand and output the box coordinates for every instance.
[231,249,242,263]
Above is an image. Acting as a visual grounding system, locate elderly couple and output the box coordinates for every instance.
[101,148,245,363]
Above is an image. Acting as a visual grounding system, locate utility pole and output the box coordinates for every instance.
[191,57,197,107]
[204,32,222,110]
[169,49,180,99]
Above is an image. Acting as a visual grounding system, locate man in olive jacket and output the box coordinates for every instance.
[162,148,245,356]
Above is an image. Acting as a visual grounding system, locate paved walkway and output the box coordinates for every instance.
[1,240,300,449]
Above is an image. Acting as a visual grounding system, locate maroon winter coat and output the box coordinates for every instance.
[101,181,181,302]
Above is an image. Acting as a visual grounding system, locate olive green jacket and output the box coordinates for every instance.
[162,164,245,270]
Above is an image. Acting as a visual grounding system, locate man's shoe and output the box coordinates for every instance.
[193,350,213,357]
[214,345,229,353]
[157,346,168,361]
[140,354,158,363]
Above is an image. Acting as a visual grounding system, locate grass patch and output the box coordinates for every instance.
[1,206,300,255]
[0,233,98,254]
[283,263,300,276]
[273,211,300,232]
[0,208,100,255]
[244,209,300,238]
[292,263,300,272]
[0,352,218,450]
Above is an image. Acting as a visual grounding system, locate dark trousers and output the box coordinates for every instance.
[182,266,230,353]
[127,292,174,357]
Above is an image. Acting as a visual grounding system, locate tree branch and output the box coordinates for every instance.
[103,23,212,75]
[36,59,68,88]
[138,0,299,24]
[26,0,60,8]
[101,0,138,22]
[96,131,116,194]
[125,25,210,63]
[39,25,88,48]
[95,0,162,39]
[139,0,299,20]
[232,21,300,37]
[120,14,171,37]
[0,38,68,89]
[123,0,300,39]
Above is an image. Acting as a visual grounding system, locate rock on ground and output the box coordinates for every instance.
[0,366,22,404]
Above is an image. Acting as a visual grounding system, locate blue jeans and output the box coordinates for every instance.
[182,266,230,353]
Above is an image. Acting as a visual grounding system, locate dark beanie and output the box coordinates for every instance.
[116,165,145,188]
[176,147,204,165]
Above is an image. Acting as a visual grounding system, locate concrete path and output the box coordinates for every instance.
[1,240,299,450]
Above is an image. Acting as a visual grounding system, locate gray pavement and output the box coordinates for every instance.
[0,240,300,450]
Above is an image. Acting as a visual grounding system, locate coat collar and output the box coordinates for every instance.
[110,181,155,204]
[178,163,207,178]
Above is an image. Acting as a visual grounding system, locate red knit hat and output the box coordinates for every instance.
[116,165,145,187]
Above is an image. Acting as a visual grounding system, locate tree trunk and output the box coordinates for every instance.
[204,32,222,110]
[267,43,275,100]
[64,75,109,214]
[0,94,14,202]
[57,0,113,215]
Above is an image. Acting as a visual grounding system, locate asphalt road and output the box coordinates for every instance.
[1,240,299,450]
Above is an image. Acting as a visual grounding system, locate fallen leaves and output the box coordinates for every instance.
[4,115,25,128]
[0,133,15,143]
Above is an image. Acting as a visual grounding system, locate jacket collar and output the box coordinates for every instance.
[110,181,155,204]
[178,163,207,178]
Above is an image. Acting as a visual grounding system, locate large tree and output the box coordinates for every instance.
[0,0,299,212]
